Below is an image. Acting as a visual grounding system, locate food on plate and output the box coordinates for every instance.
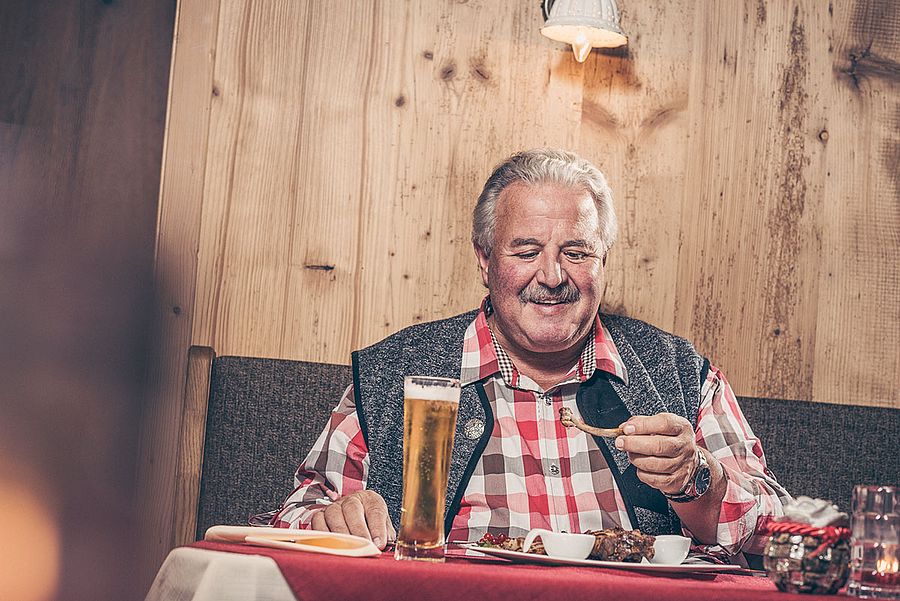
[476,527,656,562]
[585,528,656,563]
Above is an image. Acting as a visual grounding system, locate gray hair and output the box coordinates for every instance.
[472,148,618,257]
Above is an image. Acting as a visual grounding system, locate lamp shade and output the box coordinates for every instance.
[541,0,627,62]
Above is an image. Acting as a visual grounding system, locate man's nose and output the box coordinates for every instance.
[536,254,565,288]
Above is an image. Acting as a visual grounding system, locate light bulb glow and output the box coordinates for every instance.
[572,32,592,62]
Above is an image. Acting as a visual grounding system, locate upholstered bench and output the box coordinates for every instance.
[174,346,899,546]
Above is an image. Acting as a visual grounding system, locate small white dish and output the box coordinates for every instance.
[521,528,595,560]
[649,534,692,565]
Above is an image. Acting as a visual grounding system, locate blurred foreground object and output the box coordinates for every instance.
[0,119,155,599]
[0,463,60,601]
[0,0,172,597]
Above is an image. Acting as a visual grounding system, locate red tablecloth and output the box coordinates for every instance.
[193,541,851,601]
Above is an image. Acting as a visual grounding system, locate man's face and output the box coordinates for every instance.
[475,181,606,357]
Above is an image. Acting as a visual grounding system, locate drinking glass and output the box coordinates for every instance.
[848,485,899,599]
[394,376,460,562]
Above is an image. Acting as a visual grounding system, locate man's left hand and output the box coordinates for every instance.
[614,413,698,495]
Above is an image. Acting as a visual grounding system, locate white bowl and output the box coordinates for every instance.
[521,528,595,560]
[650,534,691,565]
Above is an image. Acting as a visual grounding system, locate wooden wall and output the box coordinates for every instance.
[144,0,899,583]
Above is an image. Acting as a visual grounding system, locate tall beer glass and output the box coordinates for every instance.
[394,376,460,562]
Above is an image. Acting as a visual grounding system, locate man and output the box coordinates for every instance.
[271,148,789,560]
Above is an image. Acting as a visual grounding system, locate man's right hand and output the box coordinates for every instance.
[309,490,396,550]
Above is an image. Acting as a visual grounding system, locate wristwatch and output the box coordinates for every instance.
[664,449,711,503]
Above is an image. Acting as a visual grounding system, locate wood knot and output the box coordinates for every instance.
[818,129,829,142]
[440,62,457,80]
[394,95,406,107]
[471,63,490,81]
[423,50,434,61]
[304,264,335,271]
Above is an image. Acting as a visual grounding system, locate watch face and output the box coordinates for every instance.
[694,466,711,496]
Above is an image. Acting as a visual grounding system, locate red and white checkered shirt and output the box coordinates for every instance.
[272,303,789,555]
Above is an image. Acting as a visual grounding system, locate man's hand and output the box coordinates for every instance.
[309,490,396,550]
[614,413,698,495]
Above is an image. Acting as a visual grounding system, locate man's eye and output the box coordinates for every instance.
[516,252,539,259]
[564,251,587,261]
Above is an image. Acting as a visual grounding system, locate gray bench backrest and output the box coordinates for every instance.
[197,357,898,538]
[738,396,897,512]
[196,356,351,538]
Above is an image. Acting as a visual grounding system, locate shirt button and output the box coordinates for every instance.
[549,464,560,476]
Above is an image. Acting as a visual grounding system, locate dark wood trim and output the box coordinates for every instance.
[173,345,216,548]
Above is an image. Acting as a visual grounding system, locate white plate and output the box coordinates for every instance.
[463,544,744,573]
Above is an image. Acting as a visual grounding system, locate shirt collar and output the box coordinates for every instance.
[460,296,629,387]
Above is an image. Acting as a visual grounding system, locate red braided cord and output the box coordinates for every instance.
[766,521,850,558]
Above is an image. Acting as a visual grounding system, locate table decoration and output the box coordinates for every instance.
[763,496,850,594]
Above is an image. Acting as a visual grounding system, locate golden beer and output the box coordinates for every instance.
[394,376,460,562]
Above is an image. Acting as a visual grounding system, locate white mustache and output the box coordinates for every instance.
[519,285,580,304]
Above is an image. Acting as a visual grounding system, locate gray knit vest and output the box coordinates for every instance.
[352,309,707,536]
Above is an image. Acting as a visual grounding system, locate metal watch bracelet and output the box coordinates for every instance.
[663,449,709,503]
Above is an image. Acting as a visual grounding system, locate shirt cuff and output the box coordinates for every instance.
[271,503,328,529]
[713,463,768,555]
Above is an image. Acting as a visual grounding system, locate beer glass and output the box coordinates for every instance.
[394,376,460,562]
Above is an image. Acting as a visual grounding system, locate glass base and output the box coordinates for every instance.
[847,581,900,599]
[394,541,445,562]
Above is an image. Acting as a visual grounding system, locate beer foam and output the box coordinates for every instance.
[404,378,460,402]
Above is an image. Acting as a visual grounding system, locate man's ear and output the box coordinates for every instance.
[474,243,490,288]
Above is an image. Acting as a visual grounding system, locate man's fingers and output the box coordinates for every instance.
[340,495,373,540]
[310,510,327,531]
[323,503,351,534]
[635,468,686,494]
[615,414,701,496]
[622,413,687,436]
[386,518,397,543]
[627,453,682,475]
[360,493,391,548]
[309,491,394,549]
[617,433,688,458]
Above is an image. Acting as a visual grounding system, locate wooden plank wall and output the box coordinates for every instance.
[166,0,900,404]
[145,0,899,582]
